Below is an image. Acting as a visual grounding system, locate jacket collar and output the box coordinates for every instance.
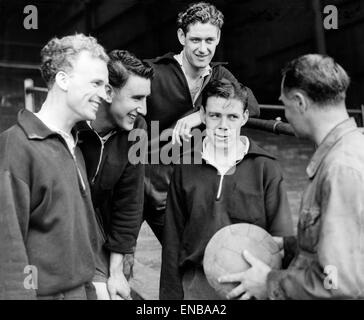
[77,120,120,136]
[18,108,78,141]
[18,109,57,140]
[147,52,228,68]
[192,136,275,164]
[306,118,359,178]
[246,139,276,160]
[77,121,94,134]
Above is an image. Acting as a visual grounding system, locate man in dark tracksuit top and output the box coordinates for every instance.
[143,2,260,242]
[0,34,109,299]
[78,50,153,300]
[160,79,293,300]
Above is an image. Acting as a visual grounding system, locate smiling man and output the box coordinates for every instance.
[143,1,260,244]
[159,79,293,300]
[77,50,153,300]
[0,34,109,299]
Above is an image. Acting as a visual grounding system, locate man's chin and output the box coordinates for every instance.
[86,112,97,122]
[117,120,134,131]
[193,58,211,69]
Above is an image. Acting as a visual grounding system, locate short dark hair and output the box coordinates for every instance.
[177,2,224,34]
[40,33,108,88]
[282,54,350,106]
[202,78,248,111]
[107,50,154,89]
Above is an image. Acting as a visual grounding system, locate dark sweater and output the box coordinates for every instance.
[77,116,147,254]
[160,139,294,299]
[145,52,260,136]
[0,109,98,298]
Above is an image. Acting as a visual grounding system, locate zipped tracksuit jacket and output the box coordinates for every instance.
[77,117,147,277]
[160,139,294,299]
[0,109,99,299]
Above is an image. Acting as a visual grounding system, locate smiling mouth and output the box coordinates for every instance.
[128,113,137,121]
[214,134,228,141]
[90,101,100,110]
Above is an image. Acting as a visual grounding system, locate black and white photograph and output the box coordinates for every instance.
[1,0,364,311]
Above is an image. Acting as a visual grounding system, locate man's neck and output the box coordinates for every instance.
[90,109,115,136]
[37,93,75,134]
[203,137,247,168]
[310,104,349,145]
[182,51,206,79]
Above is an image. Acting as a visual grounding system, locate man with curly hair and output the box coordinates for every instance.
[0,33,109,299]
[143,2,260,243]
[77,50,153,300]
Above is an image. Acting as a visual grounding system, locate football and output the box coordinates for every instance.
[203,223,282,299]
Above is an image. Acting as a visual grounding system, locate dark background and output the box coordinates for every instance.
[1,0,363,131]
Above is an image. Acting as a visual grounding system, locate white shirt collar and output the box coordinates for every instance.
[34,112,76,155]
[174,51,212,79]
[201,136,250,175]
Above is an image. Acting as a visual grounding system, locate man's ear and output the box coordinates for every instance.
[199,106,206,124]
[177,28,186,46]
[55,71,69,91]
[241,109,249,126]
[294,91,309,114]
[216,29,221,45]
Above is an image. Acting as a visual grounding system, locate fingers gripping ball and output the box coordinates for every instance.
[203,223,282,299]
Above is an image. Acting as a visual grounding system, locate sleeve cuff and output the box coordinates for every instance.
[104,242,135,255]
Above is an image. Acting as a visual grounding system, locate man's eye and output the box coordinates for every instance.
[191,39,199,43]
[229,115,238,120]
[209,114,219,118]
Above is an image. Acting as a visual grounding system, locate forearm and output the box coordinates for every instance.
[106,164,144,253]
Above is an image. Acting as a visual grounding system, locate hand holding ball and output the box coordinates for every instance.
[203,223,282,298]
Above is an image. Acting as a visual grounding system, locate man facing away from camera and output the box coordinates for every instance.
[143,2,260,243]
[0,34,110,299]
[77,50,153,300]
[219,54,364,299]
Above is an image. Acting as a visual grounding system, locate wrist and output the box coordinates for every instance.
[109,252,124,277]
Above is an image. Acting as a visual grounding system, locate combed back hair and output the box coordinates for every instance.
[40,33,109,88]
[202,78,248,111]
[282,54,350,106]
[177,2,224,33]
[107,50,154,89]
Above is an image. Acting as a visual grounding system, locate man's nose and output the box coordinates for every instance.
[137,99,147,116]
[99,85,110,102]
[198,41,207,53]
[218,116,228,130]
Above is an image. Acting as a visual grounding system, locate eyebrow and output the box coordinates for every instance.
[190,36,216,40]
